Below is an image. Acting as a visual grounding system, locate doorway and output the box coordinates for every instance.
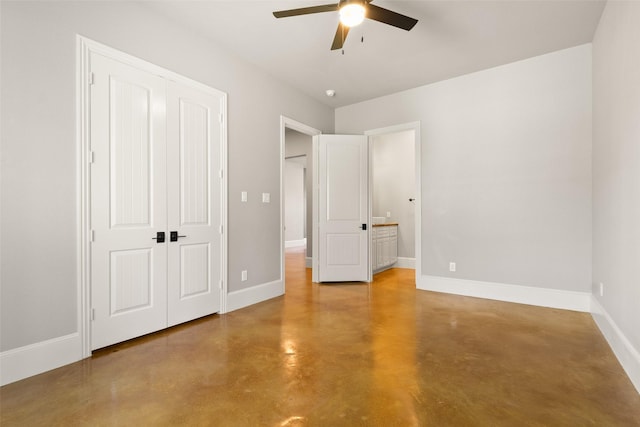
[280,117,320,287]
[285,154,307,246]
[366,122,421,281]
[280,119,421,284]
[79,37,228,354]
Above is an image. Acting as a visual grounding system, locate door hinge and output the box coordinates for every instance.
[219,169,223,179]
[89,151,95,164]
[219,280,223,290]
[90,229,95,242]
[91,308,95,321]
[219,225,223,234]
[89,72,95,85]
[218,113,223,124]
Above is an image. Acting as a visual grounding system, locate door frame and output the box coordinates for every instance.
[77,36,228,357]
[279,116,321,287]
[365,122,421,282]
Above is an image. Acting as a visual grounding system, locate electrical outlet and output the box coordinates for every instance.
[386,211,391,218]
[241,191,247,202]
[449,262,456,272]
[262,192,270,203]
[241,270,248,281]
[599,282,604,297]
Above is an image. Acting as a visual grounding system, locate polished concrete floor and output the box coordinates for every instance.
[2,247,639,426]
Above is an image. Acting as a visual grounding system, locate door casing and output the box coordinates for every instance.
[279,116,321,286]
[77,36,228,357]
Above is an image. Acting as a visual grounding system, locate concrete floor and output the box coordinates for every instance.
[1,247,639,426]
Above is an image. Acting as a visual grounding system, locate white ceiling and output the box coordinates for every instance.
[144,0,605,108]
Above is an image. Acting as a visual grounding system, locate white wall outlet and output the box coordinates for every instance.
[599,282,604,297]
[449,262,456,272]
[241,270,248,281]
[386,211,391,218]
[262,192,270,203]
[241,191,247,202]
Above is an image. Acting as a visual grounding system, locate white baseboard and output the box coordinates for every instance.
[417,275,591,312]
[0,333,82,386]
[591,296,640,394]
[305,257,312,268]
[395,257,415,269]
[226,279,284,313]
[285,238,306,248]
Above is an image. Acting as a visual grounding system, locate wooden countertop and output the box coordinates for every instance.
[372,223,398,227]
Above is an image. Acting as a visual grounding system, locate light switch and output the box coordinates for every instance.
[262,193,270,203]
[241,191,247,202]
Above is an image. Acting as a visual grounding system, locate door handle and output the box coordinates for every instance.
[170,231,187,242]
[360,224,367,230]
[152,231,165,243]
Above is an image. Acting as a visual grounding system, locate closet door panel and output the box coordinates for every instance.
[167,80,223,327]
[90,52,168,350]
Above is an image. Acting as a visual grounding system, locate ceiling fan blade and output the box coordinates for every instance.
[273,4,338,18]
[366,4,418,31]
[331,23,350,50]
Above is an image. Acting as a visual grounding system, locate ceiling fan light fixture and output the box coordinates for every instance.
[339,2,365,27]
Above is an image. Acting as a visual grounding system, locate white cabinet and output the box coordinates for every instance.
[372,224,398,272]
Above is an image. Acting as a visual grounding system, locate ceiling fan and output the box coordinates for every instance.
[273,0,418,51]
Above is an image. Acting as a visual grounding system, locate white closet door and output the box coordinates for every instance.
[318,134,369,282]
[166,80,222,326]
[90,53,168,350]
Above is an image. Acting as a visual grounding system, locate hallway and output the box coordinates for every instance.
[1,247,639,425]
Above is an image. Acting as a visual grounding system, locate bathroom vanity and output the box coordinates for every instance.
[372,223,398,272]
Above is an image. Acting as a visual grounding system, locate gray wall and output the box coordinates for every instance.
[592,1,640,356]
[0,1,333,352]
[284,160,305,242]
[284,129,314,256]
[336,44,592,292]
[372,130,416,258]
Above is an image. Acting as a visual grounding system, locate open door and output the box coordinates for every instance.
[317,135,369,282]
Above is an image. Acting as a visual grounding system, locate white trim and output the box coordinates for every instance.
[226,280,283,312]
[372,258,415,272]
[79,37,226,98]
[219,91,229,314]
[395,257,415,269]
[367,136,374,282]
[417,275,591,312]
[279,116,321,287]
[311,135,320,283]
[285,238,306,248]
[77,36,229,348]
[591,296,640,394]
[76,36,92,358]
[0,333,82,386]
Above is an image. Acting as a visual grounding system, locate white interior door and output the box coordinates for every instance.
[318,134,368,282]
[89,47,226,350]
[90,53,168,349]
[166,80,222,326]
